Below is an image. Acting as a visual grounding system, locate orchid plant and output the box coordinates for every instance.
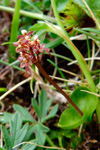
[13,29,83,117]
[13,30,50,76]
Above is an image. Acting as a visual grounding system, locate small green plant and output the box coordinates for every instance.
[32,89,58,123]
[0,89,59,149]
[1,112,29,150]
[61,1,95,29]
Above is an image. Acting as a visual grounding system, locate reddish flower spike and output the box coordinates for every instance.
[13,29,51,76]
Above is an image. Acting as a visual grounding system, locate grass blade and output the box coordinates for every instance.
[9,0,21,62]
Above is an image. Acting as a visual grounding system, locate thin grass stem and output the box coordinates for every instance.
[86,36,91,68]
[0,5,56,23]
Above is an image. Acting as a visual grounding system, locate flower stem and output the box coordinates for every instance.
[35,61,83,117]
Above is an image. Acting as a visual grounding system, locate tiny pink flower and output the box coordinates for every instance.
[13,42,19,47]
[13,29,50,76]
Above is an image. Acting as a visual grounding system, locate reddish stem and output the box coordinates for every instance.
[35,61,83,117]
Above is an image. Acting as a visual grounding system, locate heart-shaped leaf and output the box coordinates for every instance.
[58,86,98,129]
[58,108,87,129]
[70,86,98,121]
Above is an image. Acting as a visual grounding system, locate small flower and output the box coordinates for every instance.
[13,29,50,76]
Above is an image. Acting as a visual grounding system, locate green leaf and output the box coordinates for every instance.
[56,0,69,12]
[11,123,29,149]
[10,113,21,144]
[39,89,47,120]
[22,139,37,150]
[15,123,29,146]
[49,129,75,140]
[59,108,87,129]
[74,28,100,42]
[46,37,64,49]
[82,27,100,34]
[30,21,62,37]
[48,104,58,116]
[1,125,12,150]
[35,123,50,133]
[13,104,36,123]
[9,0,21,62]
[32,98,40,119]
[0,112,13,124]
[45,98,53,116]
[23,125,36,141]
[32,89,58,123]
[1,113,29,149]
[22,0,42,14]
[59,86,98,129]
[10,112,28,147]
[44,104,59,122]
[70,86,98,120]
[36,30,46,44]
[10,112,22,145]
[0,147,6,150]
[32,89,48,121]
[34,123,49,145]
[36,130,46,145]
